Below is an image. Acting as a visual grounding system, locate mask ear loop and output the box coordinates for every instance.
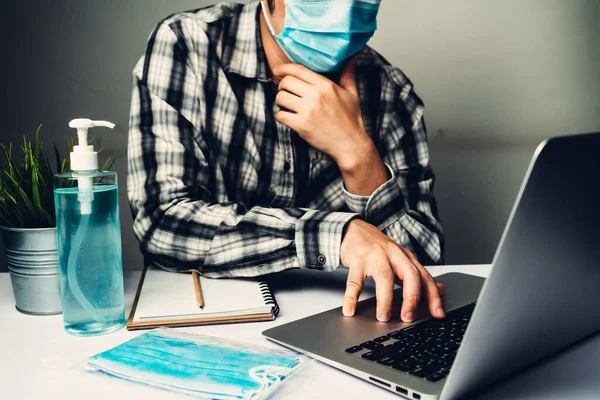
[260,0,296,64]
[260,0,278,36]
[249,365,294,391]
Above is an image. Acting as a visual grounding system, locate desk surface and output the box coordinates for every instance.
[1,265,599,399]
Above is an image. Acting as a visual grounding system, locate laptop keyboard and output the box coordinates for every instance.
[345,302,476,383]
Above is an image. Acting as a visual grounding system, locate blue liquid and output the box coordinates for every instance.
[54,184,125,336]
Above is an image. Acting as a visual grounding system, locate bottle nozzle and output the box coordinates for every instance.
[67,118,115,215]
[68,118,115,171]
[68,119,115,130]
[89,120,115,129]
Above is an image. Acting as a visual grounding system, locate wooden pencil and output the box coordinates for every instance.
[192,270,204,308]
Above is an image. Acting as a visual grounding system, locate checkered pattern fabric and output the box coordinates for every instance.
[127,1,444,278]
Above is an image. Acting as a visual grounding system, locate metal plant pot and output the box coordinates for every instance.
[0,226,62,315]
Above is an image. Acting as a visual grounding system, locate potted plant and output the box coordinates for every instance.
[0,125,112,315]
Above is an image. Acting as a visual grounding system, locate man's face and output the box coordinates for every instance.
[264,0,380,76]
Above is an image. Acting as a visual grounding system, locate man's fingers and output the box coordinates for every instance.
[278,75,312,98]
[372,262,395,322]
[274,110,300,131]
[401,249,445,319]
[424,279,445,319]
[389,248,421,322]
[393,276,443,294]
[275,90,303,113]
[437,282,446,295]
[273,63,322,85]
[343,268,364,317]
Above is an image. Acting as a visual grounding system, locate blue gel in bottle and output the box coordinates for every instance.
[54,119,125,336]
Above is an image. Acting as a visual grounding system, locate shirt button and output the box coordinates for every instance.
[373,210,381,218]
[317,254,327,265]
[283,161,291,172]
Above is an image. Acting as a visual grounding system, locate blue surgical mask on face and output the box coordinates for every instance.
[87,330,304,399]
[262,0,381,73]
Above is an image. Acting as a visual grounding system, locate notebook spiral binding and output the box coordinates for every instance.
[259,280,280,317]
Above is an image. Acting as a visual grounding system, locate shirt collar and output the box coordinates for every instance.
[223,1,270,82]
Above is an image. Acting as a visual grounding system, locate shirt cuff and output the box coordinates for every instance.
[343,185,370,214]
[342,164,407,229]
[295,210,359,271]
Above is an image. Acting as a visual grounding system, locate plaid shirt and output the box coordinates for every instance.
[127,1,444,278]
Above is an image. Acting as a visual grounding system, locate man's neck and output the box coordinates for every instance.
[259,10,291,83]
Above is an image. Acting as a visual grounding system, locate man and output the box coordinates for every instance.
[127,0,445,324]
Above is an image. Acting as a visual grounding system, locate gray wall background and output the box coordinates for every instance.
[1,0,599,272]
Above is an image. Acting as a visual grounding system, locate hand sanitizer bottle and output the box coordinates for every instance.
[54,119,125,336]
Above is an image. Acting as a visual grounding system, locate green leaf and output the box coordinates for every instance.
[34,124,42,154]
[2,188,17,204]
[1,143,14,177]
[53,143,62,174]
[22,137,30,173]
[4,168,38,221]
[0,188,22,227]
[31,162,41,208]
[100,156,114,171]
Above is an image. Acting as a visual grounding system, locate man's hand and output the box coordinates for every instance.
[340,219,446,323]
[272,58,373,172]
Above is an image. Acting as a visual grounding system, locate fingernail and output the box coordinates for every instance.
[272,67,279,75]
[404,312,415,322]
[378,313,390,322]
[437,307,445,316]
[343,305,354,316]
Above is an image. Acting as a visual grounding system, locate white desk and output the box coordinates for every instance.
[1,265,599,399]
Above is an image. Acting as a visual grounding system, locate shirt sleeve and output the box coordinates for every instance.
[127,20,358,278]
[343,83,444,265]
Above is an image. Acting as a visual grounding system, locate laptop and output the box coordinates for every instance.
[263,132,600,400]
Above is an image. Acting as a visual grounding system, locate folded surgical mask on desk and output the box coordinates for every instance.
[86,329,307,399]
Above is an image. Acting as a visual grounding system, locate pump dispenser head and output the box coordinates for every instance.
[67,119,115,215]
[68,119,115,171]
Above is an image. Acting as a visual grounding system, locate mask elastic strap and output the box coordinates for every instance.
[260,0,278,37]
[249,365,295,390]
[260,1,296,65]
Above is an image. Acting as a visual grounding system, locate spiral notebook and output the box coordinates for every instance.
[127,265,279,331]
